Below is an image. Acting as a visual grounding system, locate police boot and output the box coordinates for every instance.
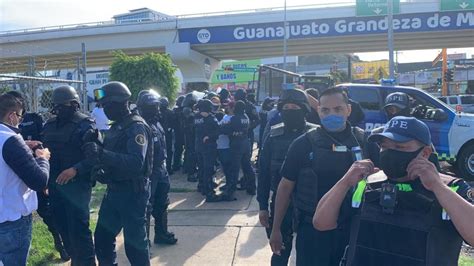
[205,192,223,203]
[154,211,178,245]
[221,191,237,202]
[52,231,70,261]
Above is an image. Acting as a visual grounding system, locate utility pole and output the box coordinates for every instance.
[387,0,395,79]
[283,0,288,84]
[81,43,88,111]
[442,48,448,96]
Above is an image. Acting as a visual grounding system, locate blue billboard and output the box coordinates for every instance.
[179,11,474,44]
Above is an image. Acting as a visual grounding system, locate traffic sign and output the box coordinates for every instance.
[356,0,400,16]
[440,0,474,11]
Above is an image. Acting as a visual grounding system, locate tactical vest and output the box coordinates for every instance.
[295,125,365,215]
[42,112,90,179]
[148,119,170,184]
[103,114,153,182]
[346,182,463,266]
[269,122,317,191]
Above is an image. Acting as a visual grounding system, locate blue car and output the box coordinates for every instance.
[339,83,474,180]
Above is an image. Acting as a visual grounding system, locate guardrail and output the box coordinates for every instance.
[0,2,354,36]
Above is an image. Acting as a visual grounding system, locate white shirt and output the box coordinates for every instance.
[91,107,110,130]
[217,115,232,150]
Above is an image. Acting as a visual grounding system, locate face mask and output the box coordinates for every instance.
[54,105,77,121]
[103,102,128,121]
[387,108,411,120]
[379,147,423,179]
[139,105,159,120]
[8,112,21,129]
[321,114,346,132]
[281,109,306,130]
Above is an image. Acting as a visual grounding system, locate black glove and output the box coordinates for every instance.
[82,142,103,161]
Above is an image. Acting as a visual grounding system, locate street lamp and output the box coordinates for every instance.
[283,0,288,83]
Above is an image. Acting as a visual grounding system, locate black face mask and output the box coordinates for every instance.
[281,109,306,131]
[103,102,129,121]
[54,105,77,121]
[379,147,424,179]
[139,105,160,120]
[387,108,411,120]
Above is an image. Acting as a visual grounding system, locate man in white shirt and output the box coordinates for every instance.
[0,93,50,265]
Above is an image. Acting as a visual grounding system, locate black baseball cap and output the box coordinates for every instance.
[384,92,409,110]
[368,116,432,146]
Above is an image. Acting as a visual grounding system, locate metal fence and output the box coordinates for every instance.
[0,74,86,120]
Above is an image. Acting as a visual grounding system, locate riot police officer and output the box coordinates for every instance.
[270,87,366,266]
[41,85,96,265]
[220,100,254,200]
[137,91,178,245]
[7,90,69,261]
[159,97,174,174]
[233,89,259,194]
[194,99,220,201]
[258,89,316,266]
[84,81,152,266]
[182,93,198,182]
[172,95,185,172]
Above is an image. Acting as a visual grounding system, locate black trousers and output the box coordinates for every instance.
[95,183,150,266]
[49,180,95,265]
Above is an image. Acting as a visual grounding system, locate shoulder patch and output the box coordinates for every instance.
[135,134,146,145]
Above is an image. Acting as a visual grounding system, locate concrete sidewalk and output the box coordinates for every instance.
[104,171,296,265]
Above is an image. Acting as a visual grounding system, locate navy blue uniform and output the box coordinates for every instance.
[160,108,174,173]
[41,112,96,265]
[221,113,255,194]
[19,113,43,141]
[172,106,185,171]
[183,108,197,178]
[94,114,152,266]
[194,113,219,195]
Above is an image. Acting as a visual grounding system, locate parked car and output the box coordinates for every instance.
[338,83,474,180]
[438,95,474,114]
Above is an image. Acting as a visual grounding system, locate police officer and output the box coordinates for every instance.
[270,87,366,266]
[172,95,185,172]
[314,116,474,266]
[84,81,152,266]
[41,85,96,265]
[258,89,316,266]
[194,99,220,201]
[7,90,70,261]
[233,89,259,194]
[219,100,254,200]
[159,97,174,174]
[258,97,275,148]
[182,93,198,182]
[137,91,178,245]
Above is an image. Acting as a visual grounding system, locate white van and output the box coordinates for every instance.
[438,95,474,113]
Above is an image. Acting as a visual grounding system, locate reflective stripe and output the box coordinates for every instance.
[396,183,413,192]
[352,180,367,208]
[442,185,459,220]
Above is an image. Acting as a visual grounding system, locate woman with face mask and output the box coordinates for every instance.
[0,93,50,265]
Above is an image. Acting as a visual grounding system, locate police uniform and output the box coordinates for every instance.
[221,111,253,196]
[182,94,198,180]
[93,113,152,266]
[160,103,174,173]
[172,97,185,171]
[258,122,317,265]
[42,111,96,265]
[280,124,366,266]
[342,178,473,266]
[194,110,219,196]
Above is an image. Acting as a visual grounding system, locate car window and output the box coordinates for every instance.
[448,97,458,105]
[460,95,474,104]
[438,97,447,104]
[347,88,381,111]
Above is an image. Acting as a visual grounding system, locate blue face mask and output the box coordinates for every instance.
[321,114,346,132]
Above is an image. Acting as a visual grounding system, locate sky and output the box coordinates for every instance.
[1,0,473,63]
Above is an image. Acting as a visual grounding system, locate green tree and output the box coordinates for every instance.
[109,51,179,103]
[0,86,11,94]
[330,70,350,84]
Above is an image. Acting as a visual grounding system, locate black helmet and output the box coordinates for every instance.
[277,89,311,113]
[94,81,131,104]
[52,85,80,105]
[234,88,246,101]
[136,90,160,108]
[182,92,198,108]
[159,97,169,109]
[176,95,185,108]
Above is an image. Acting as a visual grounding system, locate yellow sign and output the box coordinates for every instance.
[352,60,389,80]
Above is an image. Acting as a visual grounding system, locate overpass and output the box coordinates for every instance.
[1,1,473,82]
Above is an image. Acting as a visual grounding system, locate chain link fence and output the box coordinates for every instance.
[0,74,86,120]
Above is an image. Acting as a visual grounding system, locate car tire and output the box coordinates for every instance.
[456,144,474,181]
